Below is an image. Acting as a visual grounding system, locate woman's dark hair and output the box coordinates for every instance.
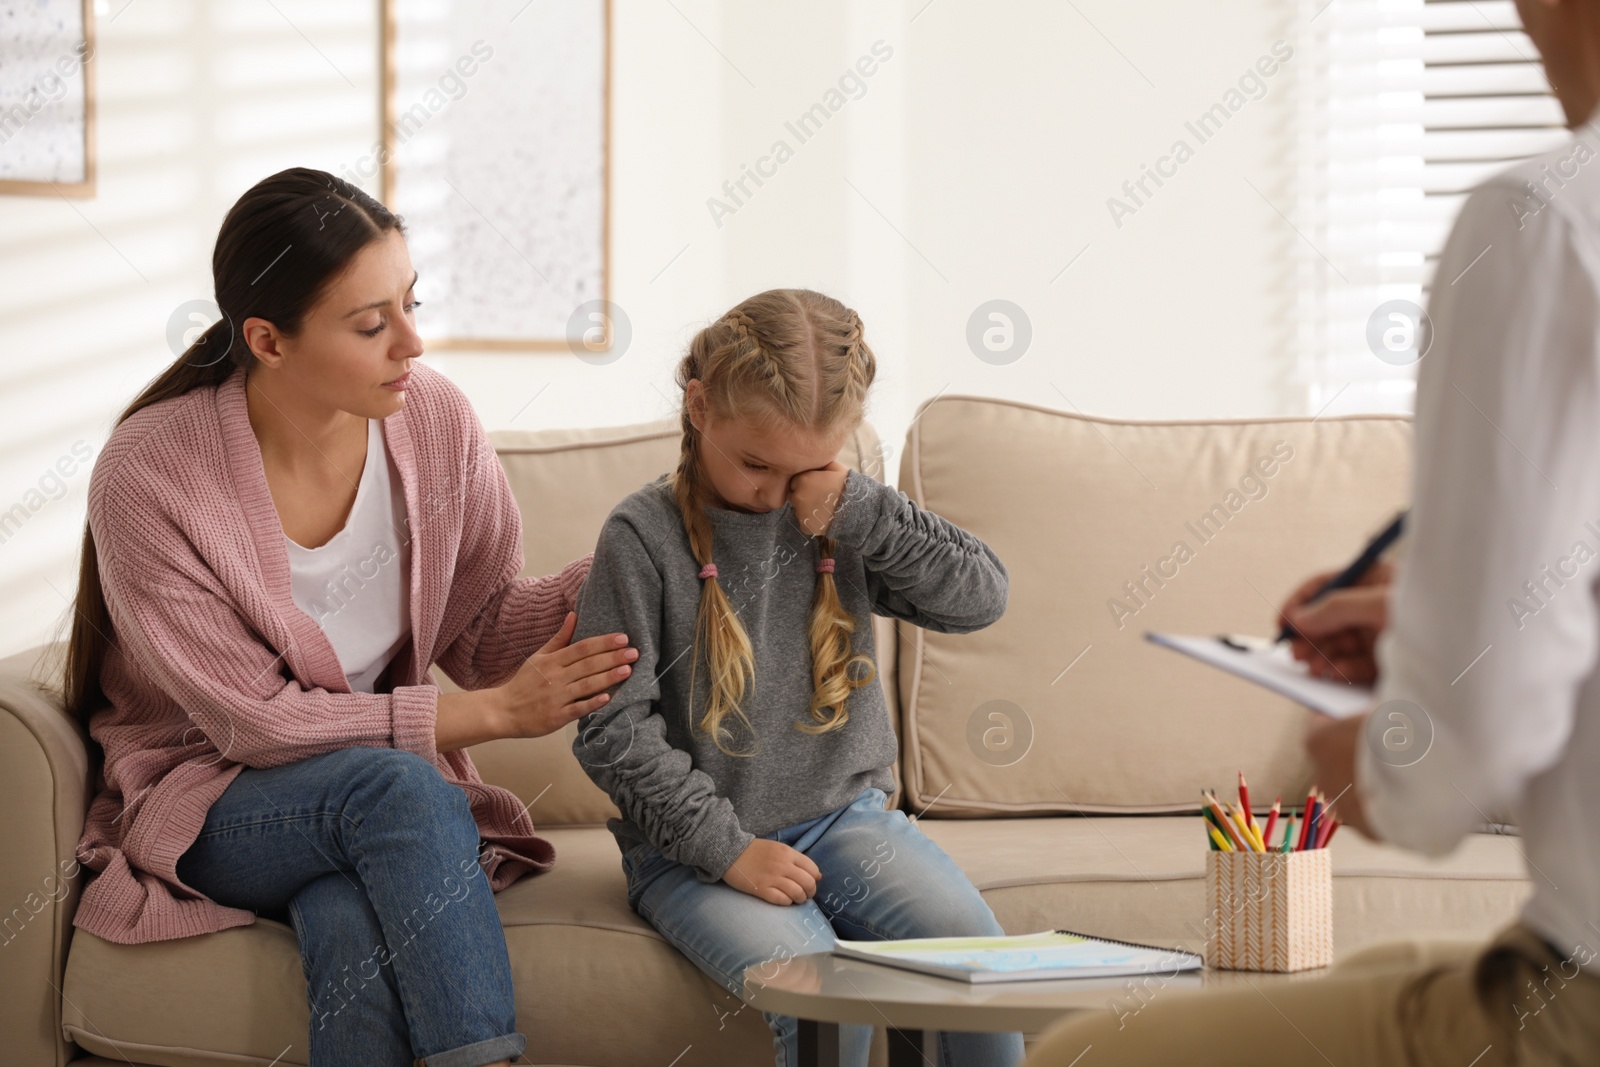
[48,167,404,733]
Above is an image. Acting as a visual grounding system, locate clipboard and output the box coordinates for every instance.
[1145,632,1373,718]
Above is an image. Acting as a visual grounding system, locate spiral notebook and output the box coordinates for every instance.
[831,929,1204,984]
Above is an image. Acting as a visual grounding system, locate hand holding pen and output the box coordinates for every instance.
[1275,511,1406,685]
[1277,561,1394,684]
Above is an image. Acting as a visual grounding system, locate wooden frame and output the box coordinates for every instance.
[0,0,96,197]
[378,0,612,351]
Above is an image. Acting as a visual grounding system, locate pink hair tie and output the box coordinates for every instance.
[815,558,835,574]
[698,563,718,580]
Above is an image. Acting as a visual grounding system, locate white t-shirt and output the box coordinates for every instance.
[285,418,411,694]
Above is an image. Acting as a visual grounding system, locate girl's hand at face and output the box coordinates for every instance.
[788,460,849,537]
[723,838,822,905]
[497,612,638,739]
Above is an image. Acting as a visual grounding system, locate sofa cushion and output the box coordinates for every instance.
[61,828,773,1067]
[464,417,900,826]
[916,818,1530,958]
[895,397,1412,815]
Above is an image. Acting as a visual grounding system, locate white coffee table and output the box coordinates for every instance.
[742,951,1327,1067]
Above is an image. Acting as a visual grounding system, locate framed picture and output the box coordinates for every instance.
[0,0,95,196]
[379,0,611,351]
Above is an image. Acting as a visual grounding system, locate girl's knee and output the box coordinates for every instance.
[834,822,996,928]
[932,892,1005,938]
[883,864,1002,938]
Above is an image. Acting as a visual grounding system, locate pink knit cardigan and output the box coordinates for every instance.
[73,361,591,945]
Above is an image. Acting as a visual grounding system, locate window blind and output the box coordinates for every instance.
[1294,0,1564,415]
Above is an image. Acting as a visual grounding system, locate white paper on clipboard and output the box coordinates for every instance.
[1145,632,1374,718]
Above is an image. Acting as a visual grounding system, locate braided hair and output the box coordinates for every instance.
[671,289,878,756]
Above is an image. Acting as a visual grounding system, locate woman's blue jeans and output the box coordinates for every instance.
[623,786,1026,1067]
[174,746,525,1067]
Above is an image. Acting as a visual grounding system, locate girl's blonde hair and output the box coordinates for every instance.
[672,288,878,756]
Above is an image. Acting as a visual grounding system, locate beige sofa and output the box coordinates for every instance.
[1,397,1530,1067]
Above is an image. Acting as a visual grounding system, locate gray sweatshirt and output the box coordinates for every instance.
[570,468,1008,882]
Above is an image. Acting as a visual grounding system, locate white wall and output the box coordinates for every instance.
[0,0,1301,658]
[440,0,1300,453]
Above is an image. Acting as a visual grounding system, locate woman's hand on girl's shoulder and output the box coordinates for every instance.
[723,838,821,905]
[788,461,850,537]
[495,612,638,739]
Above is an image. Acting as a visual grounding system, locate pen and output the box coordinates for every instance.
[1277,510,1407,643]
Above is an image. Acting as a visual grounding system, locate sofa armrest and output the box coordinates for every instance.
[0,640,92,1067]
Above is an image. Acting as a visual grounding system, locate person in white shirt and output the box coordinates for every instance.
[1027,1,1600,1063]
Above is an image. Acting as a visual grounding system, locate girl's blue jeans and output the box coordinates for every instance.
[623,786,1026,1067]
[174,746,525,1067]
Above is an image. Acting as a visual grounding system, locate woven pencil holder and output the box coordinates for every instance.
[1204,849,1333,972]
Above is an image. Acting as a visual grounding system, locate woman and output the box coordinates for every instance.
[60,167,637,1067]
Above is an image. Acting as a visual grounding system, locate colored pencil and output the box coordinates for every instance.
[1315,810,1339,849]
[1202,793,1232,844]
[1296,791,1317,850]
[1321,817,1342,848]
[1208,824,1233,851]
[1216,796,1254,857]
[1202,805,1229,843]
[1238,771,1256,835]
[1279,813,1297,852]
[1251,812,1267,852]
[1227,801,1263,852]
[1262,798,1281,850]
[1205,791,1252,852]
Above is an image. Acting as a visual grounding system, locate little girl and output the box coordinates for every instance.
[572,288,1024,1067]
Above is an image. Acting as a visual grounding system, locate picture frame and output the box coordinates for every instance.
[0,0,96,197]
[378,0,611,351]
